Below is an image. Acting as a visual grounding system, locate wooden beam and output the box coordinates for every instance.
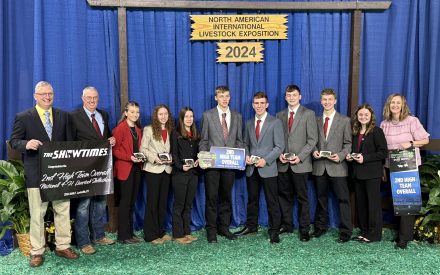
[348,10,361,117]
[88,0,391,11]
[118,7,129,110]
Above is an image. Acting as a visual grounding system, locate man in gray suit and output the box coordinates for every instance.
[311,88,352,242]
[234,92,284,243]
[277,85,318,241]
[199,86,243,243]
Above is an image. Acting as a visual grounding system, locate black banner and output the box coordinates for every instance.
[39,141,113,202]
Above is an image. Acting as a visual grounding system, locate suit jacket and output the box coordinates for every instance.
[312,112,352,177]
[112,120,142,181]
[276,106,318,173]
[70,107,111,141]
[199,107,243,151]
[350,126,388,180]
[244,114,285,178]
[140,125,172,174]
[9,107,71,188]
[171,130,199,175]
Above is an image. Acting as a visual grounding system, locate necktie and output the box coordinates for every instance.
[221,113,228,140]
[323,117,330,138]
[255,119,261,141]
[44,111,52,140]
[288,111,294,132]
[91,113,103,138]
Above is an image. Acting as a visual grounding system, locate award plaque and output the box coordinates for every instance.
[133,152,147,162]
[197,151,216,169]
[319,151,332,158]
[184,159,195,168]
[158,153,171,162]
[250,155,261,164]
[283,153,296,160]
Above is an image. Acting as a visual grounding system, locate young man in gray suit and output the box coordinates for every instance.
[277,85,318,241]
[199,86,243,243]
[311,88,352,242]
[234,92,284,243]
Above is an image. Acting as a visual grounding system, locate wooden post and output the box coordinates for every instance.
[348,10,361,118]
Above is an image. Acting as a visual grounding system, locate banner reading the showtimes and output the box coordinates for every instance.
[389,148,422,216]
[39,141,113,202]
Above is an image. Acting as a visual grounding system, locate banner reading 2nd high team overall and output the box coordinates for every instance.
[39,141,113,202]
[389,147,422,216]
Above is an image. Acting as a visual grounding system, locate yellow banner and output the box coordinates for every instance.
[191,15,287,40]
[217,42,264,63]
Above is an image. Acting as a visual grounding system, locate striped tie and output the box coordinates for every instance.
[44,111,52,140]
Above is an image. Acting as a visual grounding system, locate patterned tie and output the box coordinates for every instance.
[323,116,330,138]
[91,113,103,139]
[255,119,261,141]
[44,111,52,140]
[221,113,228,141]
[288,111,294,132]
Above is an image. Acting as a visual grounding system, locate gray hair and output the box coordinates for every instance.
[34,81,53,93]
[82,86,99,97]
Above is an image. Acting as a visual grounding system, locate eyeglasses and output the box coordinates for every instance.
[85,96,99,101]
[35,92,54,97]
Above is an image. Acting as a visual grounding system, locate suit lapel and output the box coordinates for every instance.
[317,116,324,141]
[327,112,340,141]
[258,115,271,143]
[290,106,302,135]
[80,108,102,139]
[212,109,225,141]
[31,108,50,140]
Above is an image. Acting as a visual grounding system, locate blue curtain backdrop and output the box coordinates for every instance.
[1,0,439,232]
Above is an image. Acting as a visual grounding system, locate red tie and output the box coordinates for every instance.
[288,111,294,132]
[91,113,103,139]
[323,117,330,138]
[255,119,261,141]
[221,113,228,140]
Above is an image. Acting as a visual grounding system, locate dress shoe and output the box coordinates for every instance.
[234,227,257,236]
[351,235,365,242]
[207,236,218,243]
[270,234,280,244]
[161,234,172,242]
[151,238,165,245]
[80,245,96,255]
[395,241,408,249]
[30,255,44,267]
[337,234,351,243]
[174,237,192,244]
[119,238,143,244]
[279,227,293,235]
[311,228,327,238]
[93,237,115,245]
[55,248,80,259]
[185,235,198,241]
[219,230,237,240]
[300,232,310,242]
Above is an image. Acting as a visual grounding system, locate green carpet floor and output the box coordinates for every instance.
[0,228,439,274]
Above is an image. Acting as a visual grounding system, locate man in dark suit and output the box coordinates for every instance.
[234,92,284,243]
[70,86,116,254]
[311,88,352,242]
[10,81,79,267]
[199,86,243,243]
[277,85,318,242]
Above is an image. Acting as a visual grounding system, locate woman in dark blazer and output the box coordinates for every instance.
[112,101,143,244]
[171,107,200,244]
[346,104,388,243]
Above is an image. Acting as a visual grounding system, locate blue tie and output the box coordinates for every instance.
[44,111,52,140]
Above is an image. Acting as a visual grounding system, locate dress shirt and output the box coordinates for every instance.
[83,106,104,135]
[217,105,231,131]
[35,105,52,125]
[322,110,336,138]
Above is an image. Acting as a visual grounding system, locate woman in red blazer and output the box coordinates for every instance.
[112,101,144,244]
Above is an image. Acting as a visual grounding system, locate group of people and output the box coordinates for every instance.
[10,82,430,268]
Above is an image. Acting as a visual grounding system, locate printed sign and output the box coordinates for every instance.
[217,42,264,63]
[39,141,113,202]
[209,146,246,170]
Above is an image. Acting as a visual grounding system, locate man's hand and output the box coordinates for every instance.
[26,139,43,150]
[108,136,116,147]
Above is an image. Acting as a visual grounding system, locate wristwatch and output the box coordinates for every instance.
[410,141,414,146]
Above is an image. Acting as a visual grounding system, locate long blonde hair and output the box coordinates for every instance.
[382,93,410,121]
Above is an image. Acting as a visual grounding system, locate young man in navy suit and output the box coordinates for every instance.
[199,86,243,243]
[70,86,116,254]
[311,88,352,242]
[10,81,79,267]
[235,92,284,243]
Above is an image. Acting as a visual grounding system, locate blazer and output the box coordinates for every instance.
[350,126,388,180]
[9,107,71,188]
[171,130,199,175]
[112,120,142,181]
[70,107,111,141]
[312,112,352,177]
[199,107,243,151]
[244,114,285,178]
[140,125,172,174]
[276,106,318,173]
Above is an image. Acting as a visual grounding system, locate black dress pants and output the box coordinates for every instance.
[116,165,141,241]
[172,173,198,238]
[314,171,352,236]
[144,171,170,242]
[204,169,235,237]
[278,170,310,233]
[246,170,281,236]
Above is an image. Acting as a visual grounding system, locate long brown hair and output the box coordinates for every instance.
[118,101,141,128]
[352,103,376,136]
[151,104,173,141]
[382,93,411,121]
[177,107,198,140]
